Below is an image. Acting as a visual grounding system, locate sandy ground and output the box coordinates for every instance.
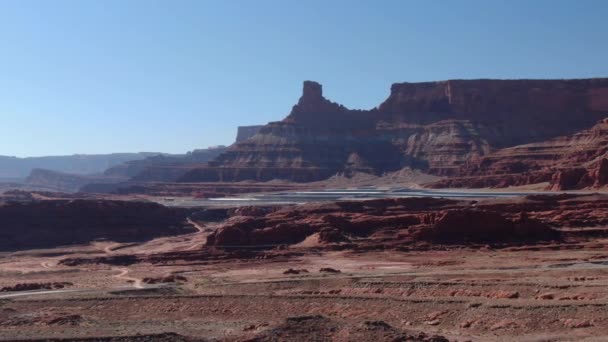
[1,221,608,342]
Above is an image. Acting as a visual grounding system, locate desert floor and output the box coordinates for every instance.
[1,222,608,341]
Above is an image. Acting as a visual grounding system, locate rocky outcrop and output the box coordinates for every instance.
[592,157,608,186]
[427,171,553,189]
[204,196,569,248]
[549,157,608,190]
[412,210,557,243]
[0,200,194,250]
[181,79,608,182]
[180,81,374,182]
[235,125,264,143]
[142,275,187,284]
[60,195,608,268]
[431,118,608,189]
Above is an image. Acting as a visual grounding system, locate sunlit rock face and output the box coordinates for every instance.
[431,118,608,190]
[180,78,608,183]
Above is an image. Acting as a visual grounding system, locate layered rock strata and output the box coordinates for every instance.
[181,79,608,182]
[430,118,608,189]
[204,196,577,248]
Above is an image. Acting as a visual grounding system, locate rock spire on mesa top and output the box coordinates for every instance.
[301,80,323,102]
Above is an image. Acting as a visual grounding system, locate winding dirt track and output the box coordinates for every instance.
[103,243,123,254]
[40,261,55,269]
[33,218,208,291]
[187,218,205,233]
[112,268,143,289]
[185,217,207,250]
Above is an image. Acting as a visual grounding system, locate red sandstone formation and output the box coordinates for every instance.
[411,210,557,243]
[179,79,608,183]
[204,197,568,249]
[58,195,608,268]
[0,200,194,250]
[283,268,309,275]
[319,268,342,274]
[431,118,608,189]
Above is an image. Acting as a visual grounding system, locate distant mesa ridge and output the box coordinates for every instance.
[178,78,608,187]
[8,78,608,193]
[235,125,264,143]
[21,145,229,193]
[0,153,158,180]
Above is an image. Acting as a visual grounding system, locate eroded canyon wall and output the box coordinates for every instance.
[180,79,608,182]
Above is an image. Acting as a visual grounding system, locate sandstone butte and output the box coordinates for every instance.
[176,79,608,189]
[202,197,567,249]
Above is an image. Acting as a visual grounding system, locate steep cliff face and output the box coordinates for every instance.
[379,80,608,143]
[376,120,492,175]
[431,118,608,189]
[548,157,608,190]
[181,81,396,182]
[181,79,608,183]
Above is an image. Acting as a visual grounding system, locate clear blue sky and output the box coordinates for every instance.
[1,0,607,157]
